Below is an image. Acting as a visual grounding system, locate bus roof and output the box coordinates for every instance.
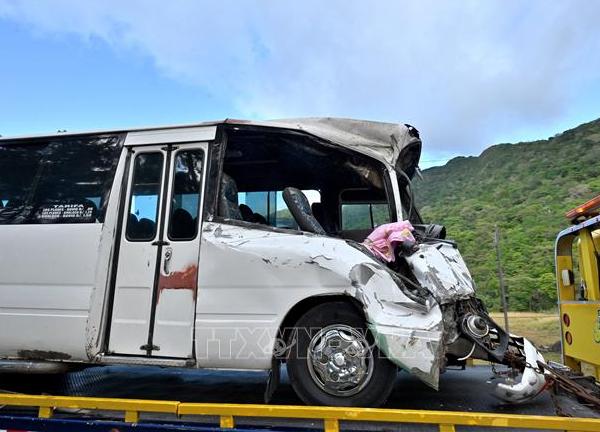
[0,117,421,168]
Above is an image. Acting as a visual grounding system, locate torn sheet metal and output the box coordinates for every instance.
[265,118,420,167]
[405,242,475,305]
[199,222,445,387]
[349,263,444,389]
[197,223,546,396]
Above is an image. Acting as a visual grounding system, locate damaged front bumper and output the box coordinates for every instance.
[493,337,547,403]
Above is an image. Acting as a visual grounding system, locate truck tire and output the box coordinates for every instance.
[286,301,396,407]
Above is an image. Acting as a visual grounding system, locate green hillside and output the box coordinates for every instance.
[414,118,600,311]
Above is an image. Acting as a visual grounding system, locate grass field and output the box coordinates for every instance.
[489,311,562,362]
[489,311,561,347]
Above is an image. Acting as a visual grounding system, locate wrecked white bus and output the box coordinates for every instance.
[0,118,545,406]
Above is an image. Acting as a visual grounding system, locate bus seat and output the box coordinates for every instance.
[253,212,268,225]
[311,202,335,234]
[218,173,242,220]
[282,187,326,235]
[239,204,255,222]
[137,218,156,239]
[238,203,268,225]
[128,213,139,234]
[171,208,195,239]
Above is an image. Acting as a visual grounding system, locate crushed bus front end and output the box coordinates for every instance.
[345,224,548,401]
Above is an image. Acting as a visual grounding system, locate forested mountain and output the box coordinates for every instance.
[415,118,600,311]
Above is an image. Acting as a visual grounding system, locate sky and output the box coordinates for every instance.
[0,0,599,167]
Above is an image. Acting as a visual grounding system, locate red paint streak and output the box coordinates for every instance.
[158,264,198,302]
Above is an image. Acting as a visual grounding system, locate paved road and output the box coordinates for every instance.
[1,365,556,431]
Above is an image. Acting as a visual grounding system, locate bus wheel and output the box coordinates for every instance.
[286,302,396,407]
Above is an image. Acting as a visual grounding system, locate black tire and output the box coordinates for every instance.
[286,301,397,407]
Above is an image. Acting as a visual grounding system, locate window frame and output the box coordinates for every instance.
[236,189,322,229]
[124,150,165,243]
[217,125,398,234]
[166,148,206,242]
[340,200,391,231]
[338,186,394,231]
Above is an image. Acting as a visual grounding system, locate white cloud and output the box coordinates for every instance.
[1,0,599,155]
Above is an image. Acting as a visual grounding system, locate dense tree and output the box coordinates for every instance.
[415,118,600,311]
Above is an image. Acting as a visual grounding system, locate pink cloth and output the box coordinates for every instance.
[362,221,415,262]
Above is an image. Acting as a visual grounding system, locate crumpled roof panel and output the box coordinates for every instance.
[226,117,421,167]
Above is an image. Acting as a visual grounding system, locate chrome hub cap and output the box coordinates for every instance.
[307,324,374,396]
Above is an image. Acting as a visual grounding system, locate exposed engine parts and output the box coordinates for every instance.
[463,314,490,339]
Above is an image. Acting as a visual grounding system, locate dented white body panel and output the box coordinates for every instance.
[406,243,475,305]
[195,221,446,387]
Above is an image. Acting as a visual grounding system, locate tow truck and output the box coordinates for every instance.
[549,194,600,417]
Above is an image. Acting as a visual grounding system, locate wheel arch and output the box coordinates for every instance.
[276,294,366,358]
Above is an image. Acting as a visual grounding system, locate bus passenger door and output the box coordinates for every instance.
[108,143,208,358]
[152,145,207,357]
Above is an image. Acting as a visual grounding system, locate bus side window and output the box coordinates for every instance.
[0,135,121,224]
[237,190,320,229]
[168,150,204,241]
[126,153,163,241]
[341,203,390,230]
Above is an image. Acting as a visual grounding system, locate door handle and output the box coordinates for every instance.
[163,247,173,274]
